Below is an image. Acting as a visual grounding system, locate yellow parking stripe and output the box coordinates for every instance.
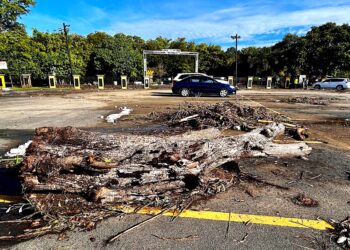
[0,197,333,231]
[0,195,23,203]
[116,206,333,231]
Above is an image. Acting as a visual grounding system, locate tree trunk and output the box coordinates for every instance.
[21,123,311,216]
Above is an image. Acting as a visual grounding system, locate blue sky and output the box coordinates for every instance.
[21,0,350,49]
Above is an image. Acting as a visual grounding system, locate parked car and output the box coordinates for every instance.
[173,73,230,85]
[313,78,350,91]
[172,75,236,97]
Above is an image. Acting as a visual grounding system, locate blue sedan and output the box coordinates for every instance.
[172,76,236,97]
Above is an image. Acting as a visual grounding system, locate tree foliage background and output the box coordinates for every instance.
[0,1,350,83]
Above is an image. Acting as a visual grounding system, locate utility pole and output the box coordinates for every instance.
[231,34,241,86]
[61,23,73,84]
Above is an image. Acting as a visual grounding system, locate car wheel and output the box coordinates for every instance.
[180,88,190,97]
[314,85,321,90]
[219,89,228,97]
[336,85,344,91]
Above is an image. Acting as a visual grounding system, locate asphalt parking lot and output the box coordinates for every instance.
[0,88,349,249]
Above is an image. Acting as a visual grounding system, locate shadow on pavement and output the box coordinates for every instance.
[150,92,234,98]
[150,92,177,97]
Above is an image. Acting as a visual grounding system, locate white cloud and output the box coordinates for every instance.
[21,0,350,46]
[104,4,350,46]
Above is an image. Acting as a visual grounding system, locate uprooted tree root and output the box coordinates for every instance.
[8,123,312,240]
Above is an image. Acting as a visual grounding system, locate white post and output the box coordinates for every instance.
[121,75,128,90]
[143,55,147,80]
[48,75,57,89]
[195,54,199,73]
[144,76,150,89]
[247,76,253,89]
[266,76,272,89]
[97,75,104,90]
[228,76,234,86]
[73,75,81,89]
[285,77,290,88]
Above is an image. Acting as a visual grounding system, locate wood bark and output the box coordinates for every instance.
[20,123,311,216]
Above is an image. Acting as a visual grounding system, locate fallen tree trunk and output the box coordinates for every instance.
[21,123,311,216]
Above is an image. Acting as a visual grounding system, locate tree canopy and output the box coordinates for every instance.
[0,0,35,32]
[1,21,350,83]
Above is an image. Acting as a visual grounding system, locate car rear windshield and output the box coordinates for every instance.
[179,74,189,79]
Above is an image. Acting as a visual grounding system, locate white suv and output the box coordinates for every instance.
[313,78,350,91]
[173,73,229,84]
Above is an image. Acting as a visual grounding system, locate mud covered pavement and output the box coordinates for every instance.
[0,89,350,249]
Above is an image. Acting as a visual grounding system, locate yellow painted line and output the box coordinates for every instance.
[273,140,324,145]
[0,195,23,204]
[0,197,332,230]
[116,206,333,231]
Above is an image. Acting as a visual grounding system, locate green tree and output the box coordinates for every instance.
[92,33,143,79]
[197,43,227,76]
[304,22,350,77]
[271,34,306,77]
[240,47,272,76]
[31,30,87,79]
[0,0,35,31]
[0,26,37,79]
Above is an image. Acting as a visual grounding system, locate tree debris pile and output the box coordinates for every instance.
[150,101,288,131]
[277,96,335,105]
[330,217,350,249]
[20,124,311,223]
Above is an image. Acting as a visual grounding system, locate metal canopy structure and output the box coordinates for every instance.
[143,49,199,83]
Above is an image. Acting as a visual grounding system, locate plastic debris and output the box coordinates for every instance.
[106,107,132,123]
[5,140,32,157]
